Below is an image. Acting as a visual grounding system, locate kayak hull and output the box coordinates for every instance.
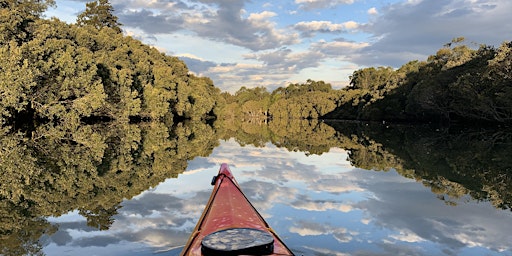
[180,163,294,256]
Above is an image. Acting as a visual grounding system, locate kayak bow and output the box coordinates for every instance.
[180,163,294,256]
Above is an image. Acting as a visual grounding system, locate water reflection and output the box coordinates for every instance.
[0,121,218,256]
[44,138,512,255]
[0,120,511,255]
[327,121,512,210]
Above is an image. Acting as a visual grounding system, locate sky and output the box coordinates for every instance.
[45,0,512,93]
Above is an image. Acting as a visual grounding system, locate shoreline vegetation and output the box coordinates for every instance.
[222,36,512,125]
[1,0,512,134]
[1,0,220,133]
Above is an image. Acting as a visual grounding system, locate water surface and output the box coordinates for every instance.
[42,137,512,256]
[1,120,511,256]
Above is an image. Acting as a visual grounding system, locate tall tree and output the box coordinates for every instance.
[76,0,122,33]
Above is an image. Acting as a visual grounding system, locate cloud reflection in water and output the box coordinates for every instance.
[43,139,512,255]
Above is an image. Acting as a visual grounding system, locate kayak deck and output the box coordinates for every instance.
[180,163,294,256]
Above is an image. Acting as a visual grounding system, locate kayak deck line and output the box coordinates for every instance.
[180,163,295,256]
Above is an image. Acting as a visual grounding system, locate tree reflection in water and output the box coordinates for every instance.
[0,119,511,255]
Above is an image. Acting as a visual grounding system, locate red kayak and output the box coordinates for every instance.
[180,163,294,255]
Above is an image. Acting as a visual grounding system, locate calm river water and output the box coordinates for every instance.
[38,122,512,256]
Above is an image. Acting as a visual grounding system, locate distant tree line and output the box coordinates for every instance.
[218,79,341,120]
[219,37,512,124]
[0,0,220,131]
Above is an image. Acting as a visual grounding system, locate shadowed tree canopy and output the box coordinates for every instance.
[323,38,512,124]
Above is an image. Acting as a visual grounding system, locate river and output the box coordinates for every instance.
[1,120,511,255]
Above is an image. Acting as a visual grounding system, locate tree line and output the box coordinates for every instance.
[0,0,220,132]
[2,1,512,131]
[218,79,341,120]
[222,37,512,124]
[324,37,512,123]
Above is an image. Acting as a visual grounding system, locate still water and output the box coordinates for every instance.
[40,131,512,256]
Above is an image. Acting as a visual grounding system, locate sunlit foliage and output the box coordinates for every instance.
[76,0,122,33]
[219,80,340,120]
[0,0,219,129]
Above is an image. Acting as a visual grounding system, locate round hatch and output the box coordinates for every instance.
[201,228,274,255]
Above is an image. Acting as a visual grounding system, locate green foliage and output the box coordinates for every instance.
[0,0,55,44]
[22,19,108,128]
[327,38,512,124]
[348,66,395,91]
[219,80,339,120]
[269,80,339,119]
[76,0,122,33]
[235,86,270,105]
[174,75,220,120]
[0,41,38,121]
[0,1,219,126]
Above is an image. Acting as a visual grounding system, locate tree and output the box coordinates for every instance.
[23,19,108,128]
[0,0,55,44]
[76,0,122,33]
[234,86,270,105]
[174,75,219,120]
[0,41,38,125]
[348,67,395,92]
[79,205,120,230]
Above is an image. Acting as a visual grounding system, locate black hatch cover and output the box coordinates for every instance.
[201,228,274,255]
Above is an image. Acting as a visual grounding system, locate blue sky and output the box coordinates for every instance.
[45,0,512,92]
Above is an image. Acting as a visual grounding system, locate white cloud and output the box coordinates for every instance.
[291,199,354,212]
[208,63,263,73]
[303,246,350,256]
[312,39,370,58]
[289,220,353,243]
[367,7,378,15]
[244,48,325,72]
[247,11,277,20]
[114,0,299,51]
[356,0,512,67]
[294,20,360,37]
[296,21,343,32]
[290,226,324,236]
[389,231,425,243]
[295,0,355,10]
[307,177,364,194]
